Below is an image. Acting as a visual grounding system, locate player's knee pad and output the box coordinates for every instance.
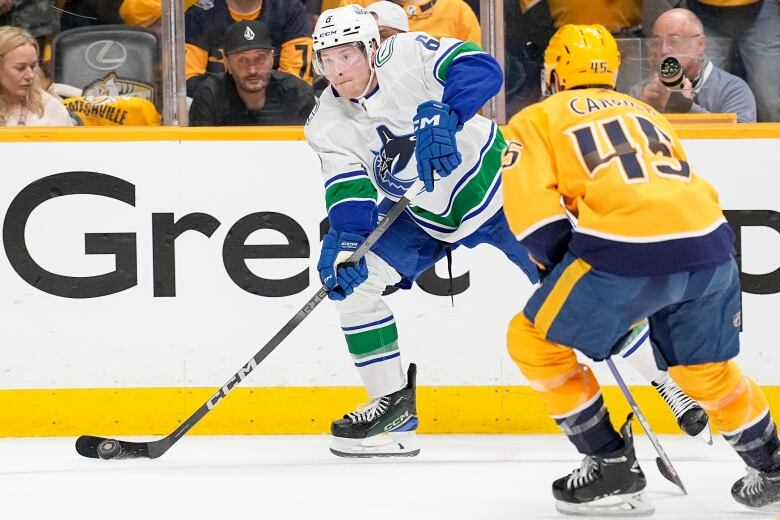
[670,361,769,433]
[508,312,600,416]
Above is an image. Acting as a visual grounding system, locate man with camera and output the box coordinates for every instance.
[639,8,756,122]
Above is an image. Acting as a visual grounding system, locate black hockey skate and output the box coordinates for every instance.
[653,376,713,444]
[553,414,654,517]
[731,451,780,512]
[329,363,419,458]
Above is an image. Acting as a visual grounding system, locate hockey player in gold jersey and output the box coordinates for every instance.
[502,24,780,515]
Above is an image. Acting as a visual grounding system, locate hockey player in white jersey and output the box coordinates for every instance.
[305,4,710,458]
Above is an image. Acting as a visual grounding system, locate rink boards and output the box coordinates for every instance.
[0,124,779,436]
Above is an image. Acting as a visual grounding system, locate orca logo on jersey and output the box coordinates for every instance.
[372,125,417,198]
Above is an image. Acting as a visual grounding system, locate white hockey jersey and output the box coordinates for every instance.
[304,32,506,243]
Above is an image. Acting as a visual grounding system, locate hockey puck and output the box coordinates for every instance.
[97,439,121,459]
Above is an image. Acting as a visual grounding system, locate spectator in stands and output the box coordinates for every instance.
[684,0,779,122]
[185,0,313,97]
[0,1,60,46]
[638,8,756,123]
[542,0,642,37]
[189,20,314,126]
[338,0,480,44]
[120,0,199,30]
[59,0,125,30]
[0,26,71,126]
[504,0,556,115]
[367,1,408,41]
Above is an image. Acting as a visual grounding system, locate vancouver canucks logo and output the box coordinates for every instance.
[372,125,417,197]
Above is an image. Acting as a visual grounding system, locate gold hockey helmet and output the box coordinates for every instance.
[542,24,621,93]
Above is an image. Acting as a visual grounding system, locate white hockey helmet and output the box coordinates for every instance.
[312,4,381,76]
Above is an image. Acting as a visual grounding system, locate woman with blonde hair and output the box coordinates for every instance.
[0,25,71,126]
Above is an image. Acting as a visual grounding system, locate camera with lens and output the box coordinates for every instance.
[659,56,684,89]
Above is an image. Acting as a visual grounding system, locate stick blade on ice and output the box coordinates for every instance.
[75,435,150,460]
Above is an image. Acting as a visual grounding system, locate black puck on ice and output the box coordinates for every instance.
[97,439,121,459]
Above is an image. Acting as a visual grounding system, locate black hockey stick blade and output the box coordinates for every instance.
[656,456,676,484]
[76,435,152,460]
[75,179,425,461]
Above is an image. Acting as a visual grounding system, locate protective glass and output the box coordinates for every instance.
[646,35,703,56]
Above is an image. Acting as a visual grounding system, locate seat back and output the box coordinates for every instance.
[52,25,161,108]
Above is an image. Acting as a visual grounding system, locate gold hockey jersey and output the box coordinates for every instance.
[502,88,734,276]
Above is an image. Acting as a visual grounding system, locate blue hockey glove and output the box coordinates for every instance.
[413,100,462,192]
[317,229,369,301]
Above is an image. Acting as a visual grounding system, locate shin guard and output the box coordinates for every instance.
[671,362,780,471]
[509,312,622,455]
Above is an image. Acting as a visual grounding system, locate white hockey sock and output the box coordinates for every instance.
[359,355,406,398]
[620,332,666,384]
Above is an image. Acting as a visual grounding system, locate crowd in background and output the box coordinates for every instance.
[0,0,777,127]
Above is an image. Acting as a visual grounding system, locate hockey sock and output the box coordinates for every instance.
[508,312,622,456]
[343,315,405,397]
[553,391,625,455]
[671,361,780,471]
[723,411,780,472]
[619,327,666,384]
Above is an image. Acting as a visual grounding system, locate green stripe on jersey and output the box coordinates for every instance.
[345,323,399,356]
[436,41,484,83]
[325,177,378,212]
[409,130,506,229]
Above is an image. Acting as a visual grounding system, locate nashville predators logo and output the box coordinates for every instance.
[83,73,155,103]
[372,125,417,198]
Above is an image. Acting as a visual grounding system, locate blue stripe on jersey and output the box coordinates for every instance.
[405,125,498,233]
[354,351,401,367]
[409,170,501,234]
[433,42,464,87]
[434,123,496,217]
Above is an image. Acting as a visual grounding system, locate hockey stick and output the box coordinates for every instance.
[75,178,426,460]
[605,357,688,495]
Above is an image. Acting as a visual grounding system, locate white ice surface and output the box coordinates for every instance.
[0,434,775,520]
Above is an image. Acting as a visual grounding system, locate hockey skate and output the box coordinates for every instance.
[329,363,419,458]
[618,318,712,444]
[731,449,780,513]
[652,375,713,444]
[553,414,654,517]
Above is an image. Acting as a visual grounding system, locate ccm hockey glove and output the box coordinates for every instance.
[413,100,462,192]
[317,229,369,301]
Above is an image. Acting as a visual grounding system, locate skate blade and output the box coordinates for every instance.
[746,503,780,514]
[695,423,713,445]
[555,491,655,517]
[330,431,420,458]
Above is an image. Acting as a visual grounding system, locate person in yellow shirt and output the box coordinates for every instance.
[184,0,313,96]
[338,0,480,45]
[502,24,780,514]
[544,0,641,37]
[119,0,200,28]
